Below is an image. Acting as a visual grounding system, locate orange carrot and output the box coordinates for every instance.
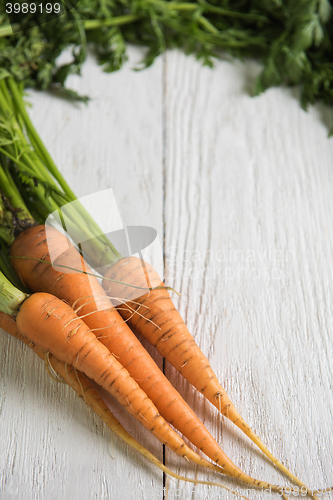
[100,255,320,497]
[9,225,287,492]
[0,311,255,500]
[14,290,288,491]
[15,293,216,469]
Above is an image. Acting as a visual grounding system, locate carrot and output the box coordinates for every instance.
[13,290,290,491]
[0,312,253,500]
[99,255,322,497]
[9,224,288,492]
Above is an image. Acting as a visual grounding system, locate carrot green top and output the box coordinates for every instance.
[0,270,28,316]
[0,78,121,271]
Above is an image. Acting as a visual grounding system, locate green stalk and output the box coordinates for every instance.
[0,147,65,200]
[7,79,76,201]
[0,80,61,189]
[148,0,267,20]
[198,16,219,35]
[0,25,15,37]
[83,14,143,31]
[0,164,34,225]
[1,77,122,268]
[0,15,140,39]
[0,155,111,261]
[162,17,266,47]
[0,195,14,245]
[3,150,119,266]
[152,1,197,11]
[0,239,28,292]
[193,0,268,21]
[0,270,28,316]
[0,79,121,267]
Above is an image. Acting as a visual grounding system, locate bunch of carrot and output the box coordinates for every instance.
[0,77,330,499]
[0,311,243,495]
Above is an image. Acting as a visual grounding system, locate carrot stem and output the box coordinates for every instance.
[83,14,143,31]
[0,25,14,37]
[0,270,28,315]
[7,79,77,202]
[0,79,121,266]
[0,15,142,38]
[0,164,33,224]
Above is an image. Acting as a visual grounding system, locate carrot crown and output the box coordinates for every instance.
[0,270,28,316]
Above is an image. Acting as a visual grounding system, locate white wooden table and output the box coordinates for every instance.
[1,47,333,500]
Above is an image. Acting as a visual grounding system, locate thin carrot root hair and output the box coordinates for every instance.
[0,313,251,500]
[106,295,162,328]
[73,294,161,330]
[72,310,155,339]
[44,351,66,384]
[10,254,172,293]
[72,294,115,313]
[72,295,155,330]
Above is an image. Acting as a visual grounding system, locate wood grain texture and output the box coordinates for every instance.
[162,51,333,499]
[1,46,333,500]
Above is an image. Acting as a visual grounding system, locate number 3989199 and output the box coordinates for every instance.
[6,3,61,13]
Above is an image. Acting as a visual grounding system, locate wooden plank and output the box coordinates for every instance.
[163,51,333,499]
[0,46,165,500]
